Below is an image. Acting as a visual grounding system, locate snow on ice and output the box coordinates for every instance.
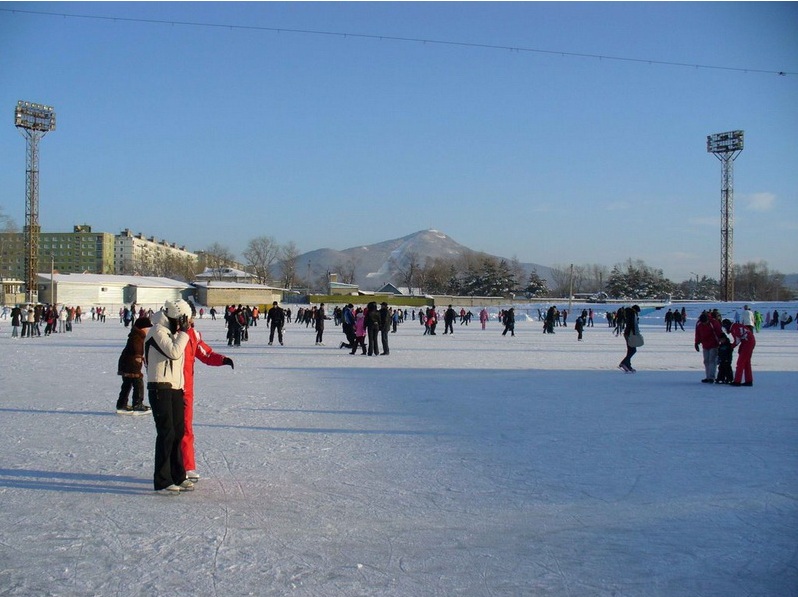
[0,302,796,596]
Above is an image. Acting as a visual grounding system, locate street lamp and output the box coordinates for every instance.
[15,100,56,303]
[707,130,744,302]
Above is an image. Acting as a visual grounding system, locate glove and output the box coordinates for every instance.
[223,357,234,370]
[694,344,700,352]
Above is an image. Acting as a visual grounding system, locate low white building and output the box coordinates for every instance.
[36,273,192,311]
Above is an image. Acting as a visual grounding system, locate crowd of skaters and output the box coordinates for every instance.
[4,303,83,338]
[4,298,795,391]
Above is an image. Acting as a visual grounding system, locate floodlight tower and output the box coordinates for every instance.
[707,130,744,302]
[14,100,56,303]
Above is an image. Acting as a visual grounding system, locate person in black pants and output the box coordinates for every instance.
[144,300,192,493]
[502,307,516,337]
[366,301,380,356]
[267,301,285,345]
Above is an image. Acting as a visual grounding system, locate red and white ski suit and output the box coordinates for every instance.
[728,322,756,385]
[181,326,227,472]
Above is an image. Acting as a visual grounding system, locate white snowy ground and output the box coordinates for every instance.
[0,302,796,597]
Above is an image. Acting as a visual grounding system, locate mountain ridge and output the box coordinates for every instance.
[282,229,553,291]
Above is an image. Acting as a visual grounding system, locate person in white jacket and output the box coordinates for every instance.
[145,299,192,494]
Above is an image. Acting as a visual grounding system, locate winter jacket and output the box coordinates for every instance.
[144,311,189,390]
[366,302,381,329]
[727,321,752,348]
[379,306,391,331]
[118,326,148,378]
[694,317,723,350]
[183,325,226,400]
[267,306,285,327]
[354,313,367,337]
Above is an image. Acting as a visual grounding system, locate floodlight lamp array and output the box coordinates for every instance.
[14,100,56,132]
[707,130,744,154]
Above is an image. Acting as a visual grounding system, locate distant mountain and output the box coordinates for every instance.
[278,229,553,292]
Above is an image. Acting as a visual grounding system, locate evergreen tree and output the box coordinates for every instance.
[524,269,550,298]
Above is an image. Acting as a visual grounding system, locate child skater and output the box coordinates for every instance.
[716,333,734,384]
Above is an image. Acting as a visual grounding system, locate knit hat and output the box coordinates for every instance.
[134,317,152,329]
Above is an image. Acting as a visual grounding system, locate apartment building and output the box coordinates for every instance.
[0,225,198,279]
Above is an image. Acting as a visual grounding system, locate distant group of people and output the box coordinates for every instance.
[693,304,757,386]
[663,307,688,332]
[762,309,796,330]
[7,303,81,338]
[338,301,393,355]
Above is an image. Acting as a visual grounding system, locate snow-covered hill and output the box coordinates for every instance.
[278,229,553,291]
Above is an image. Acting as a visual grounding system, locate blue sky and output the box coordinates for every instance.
[1,2,796,281]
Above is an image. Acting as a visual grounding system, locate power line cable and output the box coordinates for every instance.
[1,7,795,77]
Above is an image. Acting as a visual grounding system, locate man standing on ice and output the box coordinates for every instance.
[267,300,285,346]
[145,299,193,494]
[182,304,234,483]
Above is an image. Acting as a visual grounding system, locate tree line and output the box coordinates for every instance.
[0,207,793,301]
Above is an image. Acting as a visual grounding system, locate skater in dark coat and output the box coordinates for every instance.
[379,302,391,355]
[502,307,516,336]
[366,301,381,355]
[716,334,734,384]
[575,314,585,341]
[116,317,152,412]
[340,303,356,350]
[267,301,285,345]
[443,305,457,335]
[619,305,642,372]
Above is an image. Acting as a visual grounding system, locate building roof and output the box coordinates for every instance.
[194,267,255,280]
[376,283,403,295]
[192,281,287,291]
[37,273,191,288]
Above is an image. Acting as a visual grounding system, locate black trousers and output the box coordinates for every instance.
[269,322,283,343]
[380,328,389,354]
[118,376,144,408]
[149,386,186,490]
[341,323,355,348]
[367,326,380,355]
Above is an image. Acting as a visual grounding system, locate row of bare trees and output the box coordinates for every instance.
[201,237,302,288]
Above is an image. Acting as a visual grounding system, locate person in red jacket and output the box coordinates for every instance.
[183,304,234,482]
[694,311,724,383]
[722,318,756,387]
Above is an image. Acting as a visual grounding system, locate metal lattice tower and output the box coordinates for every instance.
[14,101,56,303]
[707,131,744,302]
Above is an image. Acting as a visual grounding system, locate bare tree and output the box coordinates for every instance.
[395,251,421,295]
[199,243,236,281]
[334,258,359,285]
[548,265,572,297]
[243,235,280,284]
[734,261,792,301]
[583,263,609,293]
[279,241,300,289]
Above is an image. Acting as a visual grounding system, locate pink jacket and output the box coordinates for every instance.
[354,313,366,337]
